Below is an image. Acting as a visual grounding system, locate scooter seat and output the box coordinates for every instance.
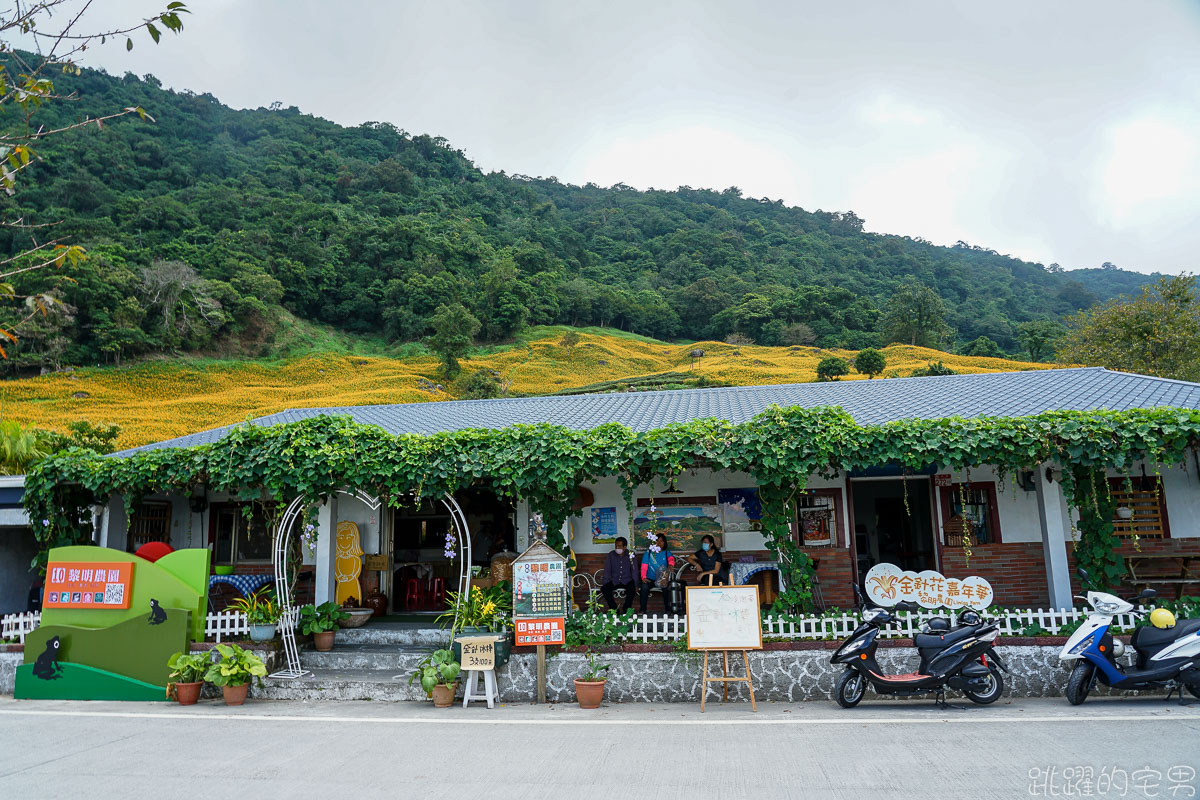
[913,624,978,650]
[1131,617,1200,653]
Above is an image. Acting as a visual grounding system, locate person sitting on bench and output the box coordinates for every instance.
[600,537,638,613]
[687,534,729,585]
[639,533,677,614]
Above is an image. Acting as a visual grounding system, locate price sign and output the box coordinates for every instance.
[44,561,134,609]
[458,636,496,670]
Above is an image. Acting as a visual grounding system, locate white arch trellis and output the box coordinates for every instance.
[269,488,472,680]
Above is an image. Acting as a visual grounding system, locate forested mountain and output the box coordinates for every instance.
[0,59,1158,372]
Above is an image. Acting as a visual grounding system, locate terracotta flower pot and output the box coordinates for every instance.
[222,683,250,706]
[575,679,606,709]
[174,681,203,706]
[431,683,456,707]
[313,630,335,651]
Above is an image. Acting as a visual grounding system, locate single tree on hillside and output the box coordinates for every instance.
[559,330,581,352]
[428,303,481,378]
[816,356,850,382]
[1056,275,1200,381]
[1018,320,1066,362]
[853,348,886,379]
[881,281,951,348]
[962,336,1006,359]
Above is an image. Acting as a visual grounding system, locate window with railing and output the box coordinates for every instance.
[1108,477,1169,538]
[128,502,171,552]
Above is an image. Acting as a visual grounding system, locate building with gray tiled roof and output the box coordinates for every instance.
[120,367,1200,455]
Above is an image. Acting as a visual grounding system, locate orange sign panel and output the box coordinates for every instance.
[514,617,564,646]
[44,561,134,609]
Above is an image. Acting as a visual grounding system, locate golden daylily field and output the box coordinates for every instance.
[3,331,1057,449]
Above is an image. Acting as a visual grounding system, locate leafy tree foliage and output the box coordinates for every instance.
[427,302,480,378]
[0,59,1159,371]
[1018,320,1066,363]
[853,348,886,378]
[911,361,956,377]
[961,336,1005,359]
[816,356,849,381]
[1056,276,1200,381]
[881,281,951,348]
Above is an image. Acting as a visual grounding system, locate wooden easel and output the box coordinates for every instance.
[699,648,757,711]
[686,579,760,712]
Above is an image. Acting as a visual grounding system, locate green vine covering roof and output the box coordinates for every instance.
[24,404,1200,602]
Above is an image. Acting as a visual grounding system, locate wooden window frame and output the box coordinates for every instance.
[938,481,1002,546]
[1108,476,1170,539]
[208,502,277,566]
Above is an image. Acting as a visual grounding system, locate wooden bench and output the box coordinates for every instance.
[1124,554,1198,600]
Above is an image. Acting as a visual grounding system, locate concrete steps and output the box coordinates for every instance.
[260,667,425,702]
[300,643,428,671]
[333,624,452,648]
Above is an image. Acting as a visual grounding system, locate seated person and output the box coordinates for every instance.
[600,536,637,613]
[687,535,729,585]
[639,533,677,614]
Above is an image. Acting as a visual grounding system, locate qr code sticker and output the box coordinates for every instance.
[103,583,124,605]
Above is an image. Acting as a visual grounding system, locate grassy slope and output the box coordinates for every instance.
[4,329,1056,449]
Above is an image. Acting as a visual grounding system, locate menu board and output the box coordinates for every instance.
[512,543,567,646]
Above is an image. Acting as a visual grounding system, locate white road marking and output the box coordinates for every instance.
[1,708,1198,726]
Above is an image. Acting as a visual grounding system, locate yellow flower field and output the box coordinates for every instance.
[2,332,1057,449]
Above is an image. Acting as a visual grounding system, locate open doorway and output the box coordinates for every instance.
[851,478,936,579]
[389,487,514,613]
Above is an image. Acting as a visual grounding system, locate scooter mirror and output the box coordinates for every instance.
[1138,588,1158,600]
[1076,567,1090,583]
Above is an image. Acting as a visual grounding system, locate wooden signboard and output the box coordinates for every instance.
[512,540,568,703]
[685,585,761,711]
[363,554,390,571]
[458,636,497,670]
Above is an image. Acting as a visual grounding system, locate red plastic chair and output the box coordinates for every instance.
[403,578,422,611]
[429,577,446,609]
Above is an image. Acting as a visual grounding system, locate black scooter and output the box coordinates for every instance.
[830,585,1008,707]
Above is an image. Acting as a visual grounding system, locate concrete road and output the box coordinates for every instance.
[1,696,1198,799]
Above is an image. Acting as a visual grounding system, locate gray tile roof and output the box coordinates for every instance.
[116,367,1200,456]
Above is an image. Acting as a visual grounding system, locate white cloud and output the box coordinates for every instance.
[1098,117,1200,227]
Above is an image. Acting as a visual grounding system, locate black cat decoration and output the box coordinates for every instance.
[32,636,63,680]
[147,598,167,625]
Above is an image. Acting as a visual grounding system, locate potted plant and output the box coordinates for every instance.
[574,648,610,709]
[203,643,267,706]
[299,601,350,651]
[229,591,281,643]
[439,582,514,666]
[409,648,461,707]
[166,650,210,705]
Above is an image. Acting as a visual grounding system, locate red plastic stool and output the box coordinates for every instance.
[429,577,446,609]
[403,578,421,611]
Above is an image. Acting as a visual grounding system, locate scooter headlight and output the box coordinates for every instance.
[1094,599,1123,615]
[1069,634,1096,655]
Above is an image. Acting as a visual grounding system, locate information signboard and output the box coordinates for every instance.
[512,541,568,646]
[44,561,134,609]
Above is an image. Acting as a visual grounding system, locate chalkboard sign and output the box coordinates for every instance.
[685,585,762,651]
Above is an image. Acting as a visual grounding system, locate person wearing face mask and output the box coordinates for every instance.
[600,536,637,612]
[639,532,677,614]
[687,534,728,585]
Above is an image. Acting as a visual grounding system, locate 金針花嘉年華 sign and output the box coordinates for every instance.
[43,561,134,609]
[864,563,993,609]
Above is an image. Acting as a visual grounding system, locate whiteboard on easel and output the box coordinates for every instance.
[685,586,763,650]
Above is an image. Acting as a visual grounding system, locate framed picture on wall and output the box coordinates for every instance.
[632,505,723,552]
[591,506,618,544]
[797,494,834,547]
[718,488,762,533]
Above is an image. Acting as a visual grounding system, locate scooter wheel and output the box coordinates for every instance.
[1187,684,1200,700]
[964,664,1005,705]
[835,669,866,708]
[1065,662,1095,706]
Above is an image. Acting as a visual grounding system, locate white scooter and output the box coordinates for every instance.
[1059,569,1200,705]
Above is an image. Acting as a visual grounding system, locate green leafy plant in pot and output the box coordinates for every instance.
[574,649,611,709]
[167,650,211,705]
[229,590,281,643]
[410,648,462,707]
[299,601,350,651]
[203,643,267,706]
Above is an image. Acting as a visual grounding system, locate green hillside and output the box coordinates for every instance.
[0,56,1157,373]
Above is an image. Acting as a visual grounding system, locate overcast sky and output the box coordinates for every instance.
[42,0,1200,274]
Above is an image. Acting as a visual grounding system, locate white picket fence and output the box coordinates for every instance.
[619,605,1150,643]
[0,611,41,644]
[1,608,299,644]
